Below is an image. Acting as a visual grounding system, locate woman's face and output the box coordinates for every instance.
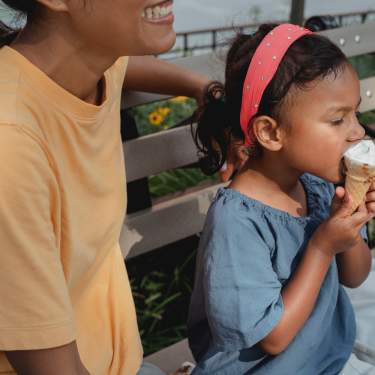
[280,63,365,184]
[64,0,176,56]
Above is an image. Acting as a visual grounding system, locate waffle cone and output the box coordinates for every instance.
[345,174,372,213]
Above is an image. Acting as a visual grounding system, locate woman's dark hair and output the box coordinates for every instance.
[193,23,348,175]
[0,1,37,45]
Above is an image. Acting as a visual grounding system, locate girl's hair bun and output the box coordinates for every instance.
[193,81,230,175]
[202,81,226,105]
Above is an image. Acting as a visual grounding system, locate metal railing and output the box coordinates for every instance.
[163,10,375,59]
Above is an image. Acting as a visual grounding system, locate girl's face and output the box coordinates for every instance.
[280,63,364,184]
[64,0,176,56]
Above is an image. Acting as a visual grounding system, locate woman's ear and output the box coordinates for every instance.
[35,0,68,12]
[252,115,284,152]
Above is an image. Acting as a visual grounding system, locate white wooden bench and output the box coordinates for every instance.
[121,22,375,372]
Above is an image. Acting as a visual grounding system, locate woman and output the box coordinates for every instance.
[0,1,231,374]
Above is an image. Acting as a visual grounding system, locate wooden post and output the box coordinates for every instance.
[290,0,305,26]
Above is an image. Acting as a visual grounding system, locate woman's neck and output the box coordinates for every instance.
[10,22,117,105]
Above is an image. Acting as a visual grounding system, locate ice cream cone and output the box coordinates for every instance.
[345,173,373,213]
[344,140,375,213]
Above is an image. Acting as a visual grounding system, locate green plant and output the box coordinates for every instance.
[350,53,375,80]
[149,168,219,198]
[129,96,197,136]
[129,247,197,355]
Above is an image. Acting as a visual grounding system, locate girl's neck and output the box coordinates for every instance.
[229,156,308,217]
[10,21,116,105]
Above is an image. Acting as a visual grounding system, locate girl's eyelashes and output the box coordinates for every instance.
[330,112,362,126]
[330,118,344,126]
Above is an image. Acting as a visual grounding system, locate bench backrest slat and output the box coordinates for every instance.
[122,183,227,258]
[125,125,197,183]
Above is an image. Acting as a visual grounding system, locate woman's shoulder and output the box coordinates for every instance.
[107,56,129,91]
[0,48,22,124]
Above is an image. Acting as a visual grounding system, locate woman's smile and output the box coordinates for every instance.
[142,0,174,25]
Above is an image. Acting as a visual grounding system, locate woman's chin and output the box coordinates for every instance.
[150,33,176,54]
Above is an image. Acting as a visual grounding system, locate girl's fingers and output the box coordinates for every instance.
[351,209,374,227]
[335,186,345,199]
[366,190,375,202]
[334,190,354,217]
[364,189,375,213]
[357,201,368,214]
[331,186,346,214]
[366,201,375,214]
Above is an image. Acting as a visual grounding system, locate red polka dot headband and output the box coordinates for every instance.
[240,23,313,146]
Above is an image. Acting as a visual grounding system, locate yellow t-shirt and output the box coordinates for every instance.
[0,46,143,374]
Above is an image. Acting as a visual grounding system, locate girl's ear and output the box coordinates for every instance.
[252,116,284,152]
[35,0,68,12]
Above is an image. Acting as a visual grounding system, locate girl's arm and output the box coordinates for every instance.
[5,341,91,375]
[258,243,333,355]
[123,55,209,103]
[336,238,372,288]
[259,192,371,355]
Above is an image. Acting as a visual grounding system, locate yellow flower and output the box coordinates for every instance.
[170,96,188,103]
[148,111,163,126]
[158,107,171,116]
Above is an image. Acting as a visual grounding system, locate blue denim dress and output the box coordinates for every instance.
[188,174,366,375]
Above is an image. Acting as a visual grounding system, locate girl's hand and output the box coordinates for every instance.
[310,187,373,257]
[365,179,375,214]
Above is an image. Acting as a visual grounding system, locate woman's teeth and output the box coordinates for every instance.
[142,4,173,20]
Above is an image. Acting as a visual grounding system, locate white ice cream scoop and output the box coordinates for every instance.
[344,139,375,213]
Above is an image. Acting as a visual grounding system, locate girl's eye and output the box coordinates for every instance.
[331,118,344,126]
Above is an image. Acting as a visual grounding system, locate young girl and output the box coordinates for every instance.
[0,1,213,375]
[188,23,375,374]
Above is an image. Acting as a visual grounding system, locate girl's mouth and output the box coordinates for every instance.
[340,158,348,180]
[142,0,174,23]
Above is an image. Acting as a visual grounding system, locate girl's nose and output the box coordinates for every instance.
[349,117,365,142]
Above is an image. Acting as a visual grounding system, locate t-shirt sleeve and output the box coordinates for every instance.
[0,125,76,350]
[202,201,284,352]
[109,56,129,93]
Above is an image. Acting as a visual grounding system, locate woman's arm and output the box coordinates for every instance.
[124,55,209,103]
[5,341,91,375]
